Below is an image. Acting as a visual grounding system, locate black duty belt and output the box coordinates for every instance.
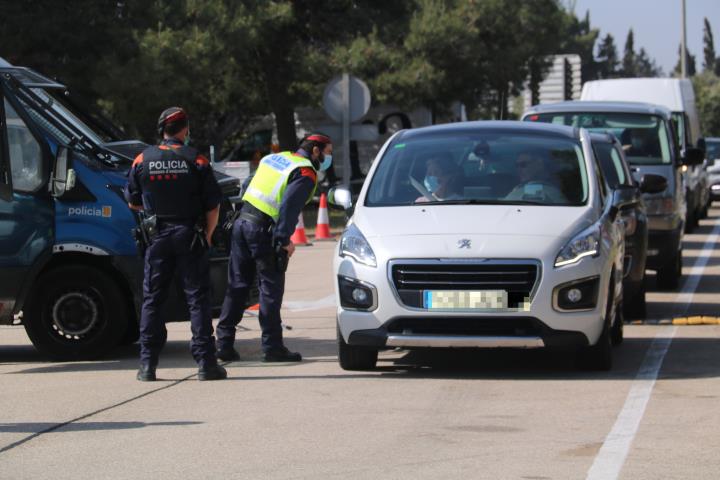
[239,204,274,228]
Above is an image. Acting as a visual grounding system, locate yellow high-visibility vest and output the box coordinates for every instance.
[242,151,317,221]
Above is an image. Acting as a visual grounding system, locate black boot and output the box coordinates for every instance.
[136,363,157,382]
[263,346,302,362]
[198,364,228,381]
[216,347,241,362]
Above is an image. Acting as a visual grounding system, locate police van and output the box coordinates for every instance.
[0,59,241,359]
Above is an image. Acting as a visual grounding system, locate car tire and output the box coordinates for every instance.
[23,266,128,360]
[623,282,646,320]
[337,326,378,371]
[578,285,614,371]
[611,299,624,346]
[657,249,682,291]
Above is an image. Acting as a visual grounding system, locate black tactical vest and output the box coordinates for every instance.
[139,142,204,220]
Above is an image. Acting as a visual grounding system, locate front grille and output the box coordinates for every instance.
[391,260,539,309]
[386,317,543,336]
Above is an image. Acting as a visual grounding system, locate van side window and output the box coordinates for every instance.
[4,99,43,193]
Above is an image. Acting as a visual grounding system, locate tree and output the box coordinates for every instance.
[558,9,600,83]
[621,29,636,77]
[635,48,663,77]
[335,0,568,120]
[596,33,619,79]
[693,72,720,136]
[673,44,697,77]
[703,17,716,73]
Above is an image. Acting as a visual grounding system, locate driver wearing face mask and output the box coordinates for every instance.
[216,132,332,363]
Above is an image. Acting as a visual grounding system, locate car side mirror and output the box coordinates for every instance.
[328,186,353,211]
[51,146,76,198]
[682,147,705,166]
[639,173,668,194]
[697,137,707,152]
[609,185,636,220]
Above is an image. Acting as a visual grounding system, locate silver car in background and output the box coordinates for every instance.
[330,122,630,372]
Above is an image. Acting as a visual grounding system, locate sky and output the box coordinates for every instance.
[571,0,720,74]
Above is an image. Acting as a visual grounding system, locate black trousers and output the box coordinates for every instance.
[140,223,216,367]
[216,219,285,353]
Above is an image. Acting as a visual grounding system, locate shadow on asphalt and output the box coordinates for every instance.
[0,421,201,433]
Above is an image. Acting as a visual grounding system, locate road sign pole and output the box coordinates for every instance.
[342,73,351,188]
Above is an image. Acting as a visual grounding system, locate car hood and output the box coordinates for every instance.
[352,205,595,260]
[355,204,593,240]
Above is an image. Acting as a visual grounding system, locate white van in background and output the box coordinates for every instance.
[581,78,709,230]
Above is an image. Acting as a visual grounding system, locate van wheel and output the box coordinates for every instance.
[338,326,378,370]
[23,266,128,360]
[657,249,682,290]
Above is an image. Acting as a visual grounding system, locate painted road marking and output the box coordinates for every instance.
[587,218,720,480]
[283,294,335,312]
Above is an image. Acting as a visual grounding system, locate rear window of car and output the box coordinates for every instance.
[527,112,672,166]
[365,131,588,207]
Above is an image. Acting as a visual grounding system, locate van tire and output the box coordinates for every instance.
[657,249,682,290]
[23,266,128,360]
[338,326,378,370]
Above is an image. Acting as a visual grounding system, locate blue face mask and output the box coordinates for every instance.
[424,175,439,193]
[320,154,333,171]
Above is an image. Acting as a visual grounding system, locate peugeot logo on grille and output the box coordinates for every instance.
[457,239,471,249]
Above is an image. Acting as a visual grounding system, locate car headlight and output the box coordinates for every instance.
[555,224,601,267]
[339,223,377,267]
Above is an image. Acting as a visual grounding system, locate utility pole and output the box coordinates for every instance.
[681,0,687,77]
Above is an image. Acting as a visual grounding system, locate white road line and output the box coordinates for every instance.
[586,217,720,480]
[282,294,336,312]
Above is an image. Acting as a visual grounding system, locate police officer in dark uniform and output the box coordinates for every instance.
[215,133,333,362]
[125,107,227,381]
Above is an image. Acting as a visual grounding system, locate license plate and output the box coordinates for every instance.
[423,290,508,309]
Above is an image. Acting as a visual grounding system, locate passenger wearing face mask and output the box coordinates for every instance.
[416,155,464,202]
[215,133,332,362]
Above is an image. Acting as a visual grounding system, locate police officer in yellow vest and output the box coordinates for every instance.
[216,133,332,361]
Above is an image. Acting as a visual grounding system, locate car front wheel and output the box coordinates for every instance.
[337,326,378,371]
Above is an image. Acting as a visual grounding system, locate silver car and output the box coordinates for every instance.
[330,121,628,371]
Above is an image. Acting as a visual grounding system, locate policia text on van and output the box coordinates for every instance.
[0,60,241,359]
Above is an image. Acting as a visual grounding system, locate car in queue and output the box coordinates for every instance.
[523,101,705,290]
[330,121,630,372]
[705,137,720,201]
[589,132,667,318]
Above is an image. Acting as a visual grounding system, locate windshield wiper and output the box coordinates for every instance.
[426,199,499,205]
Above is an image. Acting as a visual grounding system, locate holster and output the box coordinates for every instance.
[131,214,157,257]
[191,224,209,252]
[274,243,289,273]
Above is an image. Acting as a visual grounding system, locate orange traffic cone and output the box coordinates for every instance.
[314,192,334,241]
[290,212,312,246]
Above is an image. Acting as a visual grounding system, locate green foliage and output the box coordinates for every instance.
[596,34,619,79]
[673,44,697,77]
[1,1,665,153]
[693,72,720,136]
[703,18,717,74]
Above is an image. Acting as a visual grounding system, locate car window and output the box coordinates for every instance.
[366,132,588,207]
[706,141,720,161]
[529,112,672,165]
[4,99,43,193]
[593,142,627,188]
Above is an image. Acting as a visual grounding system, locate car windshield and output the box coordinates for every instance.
[365,131,588,207]
[706,140,720,161]
[528,112,672,165]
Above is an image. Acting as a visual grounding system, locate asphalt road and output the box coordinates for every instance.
[1,209,719,479]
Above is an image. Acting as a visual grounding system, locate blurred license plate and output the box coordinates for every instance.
[423,290,508,309]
